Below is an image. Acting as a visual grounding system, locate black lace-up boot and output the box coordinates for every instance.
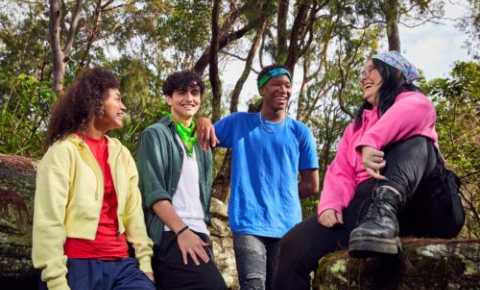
[348,185,406,258]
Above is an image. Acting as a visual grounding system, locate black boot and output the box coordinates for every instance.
[349,185,405,258]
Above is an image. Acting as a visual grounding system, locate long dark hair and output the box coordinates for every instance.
[46,68,120,146]
[354,58,421,130]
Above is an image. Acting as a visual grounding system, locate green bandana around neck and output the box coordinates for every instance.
[168,113,197,156]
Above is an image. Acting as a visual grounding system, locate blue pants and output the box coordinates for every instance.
[40,258,155,290]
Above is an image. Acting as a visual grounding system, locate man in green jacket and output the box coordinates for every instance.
[136,71,226,290]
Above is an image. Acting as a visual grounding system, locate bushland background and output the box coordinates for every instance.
[0,0,478,236]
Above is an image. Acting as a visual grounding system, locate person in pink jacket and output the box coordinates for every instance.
[272,51,454,290]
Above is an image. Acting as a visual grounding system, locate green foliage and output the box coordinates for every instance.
[423,61,480,237]
[106,57,169,152]
[0,73,55,158]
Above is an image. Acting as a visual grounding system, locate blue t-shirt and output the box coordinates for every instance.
[214,112,319,238]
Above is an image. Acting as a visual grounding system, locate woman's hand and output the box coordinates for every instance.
[196,117,219,150]
[145,272,155,282]
[361,146,387,180]
[318,209,343,227]
[177,229,210,265]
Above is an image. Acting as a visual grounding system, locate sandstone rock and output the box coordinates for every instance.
[210,197,239,289]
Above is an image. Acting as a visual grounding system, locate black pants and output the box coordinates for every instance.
[272,136,440,290]
[152,231,227,290]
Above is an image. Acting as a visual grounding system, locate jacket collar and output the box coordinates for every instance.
[66,133,123,161]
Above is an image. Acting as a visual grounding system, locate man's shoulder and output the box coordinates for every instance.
[287,118,312,134]
[142,118,174,137]
[218,111,256,123]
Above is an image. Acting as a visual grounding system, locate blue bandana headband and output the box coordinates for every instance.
[372,51,419,83]
[257,67,292,89]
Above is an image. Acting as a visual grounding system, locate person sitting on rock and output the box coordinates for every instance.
[272,51,462,290]
[136,71,227,290]
[32,68,155,290]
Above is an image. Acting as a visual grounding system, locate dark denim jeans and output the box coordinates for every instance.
[233,234,281,290]
[272,136,441,290]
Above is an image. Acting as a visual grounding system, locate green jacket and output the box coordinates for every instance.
[136,116,213,245]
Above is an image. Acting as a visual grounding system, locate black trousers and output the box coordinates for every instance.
[152,231,227,290]
[272,136,440,290]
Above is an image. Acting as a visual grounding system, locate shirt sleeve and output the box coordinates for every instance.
[317,123,357,215]
[32,144,71,290]
[136,128,172,209]
[299,124,319,170]
[355,92,436,150]
[214,114,237,148]
[123,149,153,273]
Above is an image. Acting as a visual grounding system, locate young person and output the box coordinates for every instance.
[198,64,320,290]
[272,51,460,290]
[136,71,227,290]
[32,68,154,290]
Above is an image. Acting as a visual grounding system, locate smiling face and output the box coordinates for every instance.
[360,59,383,106]
[260,75,292,113]
[166,85,201,124]
[94,88,126,131]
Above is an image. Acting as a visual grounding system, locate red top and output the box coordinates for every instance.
[64,134,129,259]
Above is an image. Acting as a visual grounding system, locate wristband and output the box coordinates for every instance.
[176,225,189,237]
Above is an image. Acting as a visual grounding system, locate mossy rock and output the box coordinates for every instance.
[315,239,480,290]
[0,154,36,279]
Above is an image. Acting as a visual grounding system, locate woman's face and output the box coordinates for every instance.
[360,59,383,106]
[95,88,127,131]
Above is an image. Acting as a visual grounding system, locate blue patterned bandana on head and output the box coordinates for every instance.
[372,51,420,83]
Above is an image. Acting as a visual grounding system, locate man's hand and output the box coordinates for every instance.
[196,117,219,150]
[318,209,343,227]
[177,229,210,265]
[361,146,387,180]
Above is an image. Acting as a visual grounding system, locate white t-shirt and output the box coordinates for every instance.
[164,136,209,235]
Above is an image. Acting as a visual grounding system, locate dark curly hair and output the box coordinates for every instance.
[162,71,204,96]
[46,67,120,146]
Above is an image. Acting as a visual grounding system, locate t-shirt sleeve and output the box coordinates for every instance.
[299,124,319,170]
[214,114,237,148]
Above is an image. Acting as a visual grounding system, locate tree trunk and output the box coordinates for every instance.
[49,0,65,93]
[276,0,289,63]
[48,0,83,93]
[384,0,401,51]
[209,0,222,124]
[229,18,267,113]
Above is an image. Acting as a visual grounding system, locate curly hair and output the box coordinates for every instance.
[162,71,205,96]
[46,68,120,146]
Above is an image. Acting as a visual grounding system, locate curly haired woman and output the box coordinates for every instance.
[32,68,155,290]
